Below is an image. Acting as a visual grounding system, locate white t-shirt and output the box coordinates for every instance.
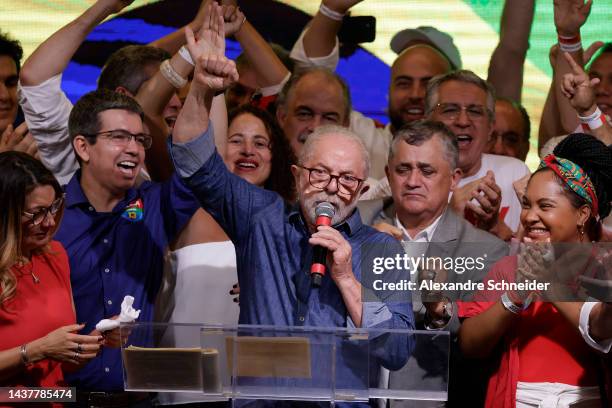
[156,241,239,405]
[458,153,530,232]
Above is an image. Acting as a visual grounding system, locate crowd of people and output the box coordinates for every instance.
[0,0,611,407]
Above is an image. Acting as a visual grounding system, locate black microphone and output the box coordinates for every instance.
[311,202,335,287]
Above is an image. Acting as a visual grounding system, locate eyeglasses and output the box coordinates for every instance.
[22,195,65,226]
[434,103,490,122]
[297,165,365,196]
[227,135,271,151]
[83,130,153,149]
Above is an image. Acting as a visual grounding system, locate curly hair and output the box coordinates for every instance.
[532,133,612,241]
[228,105,297,202]
[0,31,23,72]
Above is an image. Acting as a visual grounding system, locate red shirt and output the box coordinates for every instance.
[0,241,76,402]
[459,255,601,408]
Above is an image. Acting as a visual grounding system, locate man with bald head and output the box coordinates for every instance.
[388,45,453,131]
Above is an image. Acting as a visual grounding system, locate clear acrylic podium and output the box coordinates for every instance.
[120,323,449,405]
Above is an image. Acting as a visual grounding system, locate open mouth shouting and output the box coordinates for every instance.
[456,133,473,149]
[117,160,138,178]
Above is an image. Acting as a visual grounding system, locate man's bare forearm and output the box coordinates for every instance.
[487,0,535,102]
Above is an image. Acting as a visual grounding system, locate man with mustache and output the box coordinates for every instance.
[171,45,414,405]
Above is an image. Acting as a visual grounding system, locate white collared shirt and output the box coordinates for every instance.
[395,213,443,243]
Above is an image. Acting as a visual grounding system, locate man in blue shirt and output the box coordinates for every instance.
[56,89,199,401]
[170,37,414,405]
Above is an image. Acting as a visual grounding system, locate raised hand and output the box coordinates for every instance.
[222,5,246,37]
[185,1,226,61]
[190,0,213,32]
[553,0,592,37]
[561,51,600,114]
[191,54,239,94]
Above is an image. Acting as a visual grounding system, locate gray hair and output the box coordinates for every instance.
[389,120,459,170]
[299,125,370,178]
[277,67,352,123]
[424,69,496,123]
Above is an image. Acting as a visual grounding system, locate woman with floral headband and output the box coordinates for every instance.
[458,133,612,408]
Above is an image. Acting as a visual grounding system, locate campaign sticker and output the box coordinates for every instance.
[122,198,144,222]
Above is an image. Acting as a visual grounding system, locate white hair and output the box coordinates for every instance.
[299,125,370,177]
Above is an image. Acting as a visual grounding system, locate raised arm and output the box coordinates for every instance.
[149,0,211,54]
[20,0,134,86]
[487,0,535,102]
[559,51,612,145]
[290,0,363,70]
[18,0,134,185]
[173,4,235,145]
[552,0,593,133]
[302,0,362,58]
[221,3,289,89]
[135,2,228,181]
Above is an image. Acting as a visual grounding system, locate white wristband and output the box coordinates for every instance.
[319,3,345,21]
[559,41,582,53]
[558,34,582,53]
[579,107,606,131]
[178,45,194,66]
[501,292,531,315]
[160,59,187,89]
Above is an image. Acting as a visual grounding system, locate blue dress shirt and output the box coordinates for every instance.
[57,171,199,391]
[170,126,414,407]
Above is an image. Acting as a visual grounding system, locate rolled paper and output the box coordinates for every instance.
[201,348,222,394]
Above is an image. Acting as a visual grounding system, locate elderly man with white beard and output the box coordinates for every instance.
[169,37,414,404]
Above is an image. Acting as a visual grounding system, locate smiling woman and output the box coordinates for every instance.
[458,133,612,408]
[226,104,296,202]
[0,151,102,395]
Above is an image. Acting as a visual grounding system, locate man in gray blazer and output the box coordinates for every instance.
[362,120,508,407]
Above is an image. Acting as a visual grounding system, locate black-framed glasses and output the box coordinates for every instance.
[83,130,153,149]
[434,103,490,122]
[22,195,65,226]
[297,165,365,195]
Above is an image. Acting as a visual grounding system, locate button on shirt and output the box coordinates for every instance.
[170,127,414,402]
[56,171,199,391]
